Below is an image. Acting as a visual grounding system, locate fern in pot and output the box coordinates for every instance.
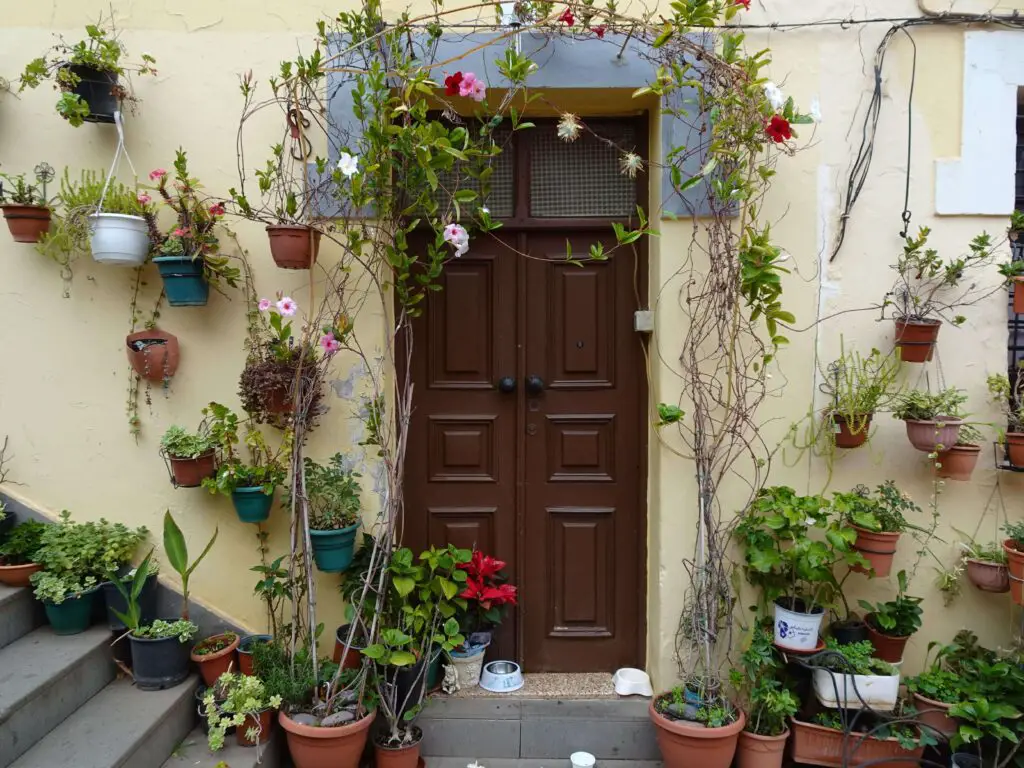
[892,387,966,453]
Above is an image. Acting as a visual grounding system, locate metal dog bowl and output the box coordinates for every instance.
[479,660,524,693]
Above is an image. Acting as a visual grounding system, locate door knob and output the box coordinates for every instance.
[526,375,545,395]
[497,376,517,393]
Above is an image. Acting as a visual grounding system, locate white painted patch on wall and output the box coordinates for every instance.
[935,30,1023,216]
[813,163,840,411]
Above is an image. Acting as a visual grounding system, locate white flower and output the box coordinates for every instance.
[557,113,582,142]
[337,152,359,177]
[443,223,469,257]
[620,152,644,179]
[763,82,785,111]
[276,296,298,316]
[809,97,823,123]
[480,206,489,215]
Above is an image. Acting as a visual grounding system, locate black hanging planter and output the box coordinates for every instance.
[129,632,191,691]
[64,65,119,123]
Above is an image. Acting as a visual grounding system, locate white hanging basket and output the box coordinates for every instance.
[90,213,150,265]
[812,668,901,710]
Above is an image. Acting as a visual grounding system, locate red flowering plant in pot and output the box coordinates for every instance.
[455,550,517,649]
[884,227,998,363]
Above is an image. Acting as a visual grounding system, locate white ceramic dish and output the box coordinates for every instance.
[479,660,524,693]
[612,667,653,697]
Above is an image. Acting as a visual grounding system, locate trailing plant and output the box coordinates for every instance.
[295,454,361,531]
[832,481,922,534]
[821,343,903,419]
[162,510,217,620]
[203,672,282,752]
[160,424,217,459]
[885,226,997,324]
[0,520,47,565]
[200,402,289,495]
[892,387,967,421]
[230,142,322,225]
[859,570,923,638]
[19,18,157,126]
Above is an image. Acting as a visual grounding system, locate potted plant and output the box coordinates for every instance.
[101,558,159,632]
[819,344,902,449]
[298,454,362,573]
[0,172,51,242]
[937,424,984,481]
[790,708,931,767]
[650,685,746,768]
[160,424,218,488]
[832,481,922,578]
[734,487,868,652]
[905,637,971,738]
[1002,521,1024,606]
[201,402,287,523]
[150,151,241,306]
[730,627,797,768]
[885,227,996,362]
[449,549,517,689]
[89,179,154,266]
[364,545,471,767]
[230,143,324,270]
[810,638,900,710]
[335,537,377,669]
[987,372,1024,467]
[858,570,923,663]
[29,510,147,635]
[1000,211,1024,313]
[126,327,180,382]
[959,536,1010,593]
[19,20,156,125]
[203,672,282,752]
[238,633,273,676]
[892,387,966,453]
[0,519,46,587]
[191,631,242,686]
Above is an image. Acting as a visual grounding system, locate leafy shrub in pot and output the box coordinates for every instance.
[1002,521,1024,605]
[893,387,966,453]
[203,672,281,750]
[729,627,797,768]
[988,373,1024,468]
[160,424,218,488]
[858,570,923,663]
[832,481,921,578]
[810,638,899,710]
[296,454,362,573]
[0,519,47,586]
[937,424,984,482]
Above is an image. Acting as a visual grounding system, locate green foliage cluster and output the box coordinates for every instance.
[299,454,361,531]
[0,520,47,565]
[832,481,921,534]
[0,173,46,206]
[859,570,923,638]
[132,618,198,642]
[160,424,217,459]
[250,639,339,711]
[820,637,896,676]
[822,343,903,420]
[729,626,797,736]
[200,402,288,496]
[893,387,967,422]
[988,373,1024,434]
[203,672,283,751]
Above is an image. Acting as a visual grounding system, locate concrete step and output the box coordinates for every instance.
[419,697,658,760]
[161,725,281,768]
[425,760,662,767]
[10,675,198,768]
[0,586,43,650]
[0,626,116,768]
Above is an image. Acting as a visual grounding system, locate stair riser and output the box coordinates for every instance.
[0,589,43,650]
[122,682,197,768]
[0,640,115,768]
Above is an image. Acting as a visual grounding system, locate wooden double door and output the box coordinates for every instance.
[404,230,647,672]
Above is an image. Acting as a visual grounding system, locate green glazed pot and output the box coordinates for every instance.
[231,486,275,524]
[43,585,100,635]
[309,522,360,573]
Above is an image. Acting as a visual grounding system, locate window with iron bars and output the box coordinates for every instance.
[1009,101,1024,380]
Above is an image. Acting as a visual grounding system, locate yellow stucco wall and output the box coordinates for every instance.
[2,0,1024,690]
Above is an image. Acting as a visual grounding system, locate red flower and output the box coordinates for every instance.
[459,576,484,601]
[765,115,792,143]
[735,0,750,8]
[460,550,506,580]
[559,8,575,25]
[444,71,463,96]
[208,203,225,217]
[593,25,606,38]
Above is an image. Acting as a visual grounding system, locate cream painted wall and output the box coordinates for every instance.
[1,0,1024,689]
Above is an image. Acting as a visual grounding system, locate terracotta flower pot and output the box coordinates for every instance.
[966,559,1010,593]
[1013,277,1024,314]
[1003,539,1024,606]
[911,692,958,738]
[279,708,375,768]
[850,527,900,578]
[790,718,925,767]
[237,708,274,746]
[267,225,321,270]
[864,614,910,663]
[190,632,241,686]
[374,730,423,768]
[937,444,981,481]
[0,561,41,587]
[1006,433,1024,468]
[168,450,217,488]
[832,413,872,449]
[894,318,940,363]
[649,700,745,768]
[904,418,962,453]
[736,728,789,768]
[1,204,51,243]
[126,329,180,382]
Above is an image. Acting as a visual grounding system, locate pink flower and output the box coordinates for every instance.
[136,192,152,205]
[258,298,272,312]
[276,296,297,316]
[149,169,167,181]
[458,72,478,99]
[319,332,341,355]
[443,223,469,257]
[208,203,225,217]
[468,78,487,102]
[172,228,188,237]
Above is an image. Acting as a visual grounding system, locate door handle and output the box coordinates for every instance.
[497,376,517,393]
[525,375,545,395]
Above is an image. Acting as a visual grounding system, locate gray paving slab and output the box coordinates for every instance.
[0,586,43,650]
[161,725,280,768]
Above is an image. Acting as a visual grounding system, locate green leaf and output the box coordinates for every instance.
[163,511,188,576]
[389,650,417,666]
[186,527,219,578]
[361,643,386,660]
[393,576,416,597]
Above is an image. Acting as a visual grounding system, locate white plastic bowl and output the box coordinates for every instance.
[571,751,596,768]
[479,660,524,693]
[612,667,653,697]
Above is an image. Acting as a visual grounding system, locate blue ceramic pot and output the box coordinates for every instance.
[231,487,275,524]
[309,522,360,573]
[154,255,209,306]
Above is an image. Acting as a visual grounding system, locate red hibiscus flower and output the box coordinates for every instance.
[444,71,463,96]
[735,0,750,8]
[765,115,792,143]
[559,8,575,25]
[593,25,606,38]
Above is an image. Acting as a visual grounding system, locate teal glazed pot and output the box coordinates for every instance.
[309,522,360,573]
[153,255,209,306]
[231,486,275,524]
[43,585,100,635]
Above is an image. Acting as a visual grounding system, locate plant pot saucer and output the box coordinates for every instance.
[774,637,825,656]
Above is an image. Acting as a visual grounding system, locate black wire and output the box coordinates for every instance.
[898,27,917,240]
